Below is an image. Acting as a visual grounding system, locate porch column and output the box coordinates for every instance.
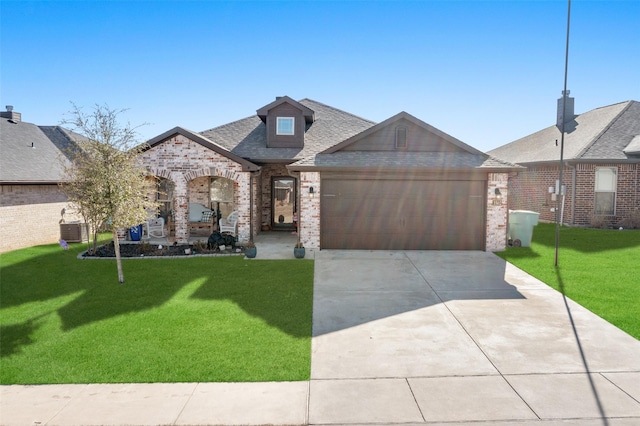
[236,172,252,243]
[486,173,509,251]
[300,172,321,249]
[172,172,189,244]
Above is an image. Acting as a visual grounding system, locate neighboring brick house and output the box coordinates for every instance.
[0,107,82,253]
[488,99,640,228]
[141,97,520,251]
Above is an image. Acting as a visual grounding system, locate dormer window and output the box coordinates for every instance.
[257,96,315,148]
[277,117,295,135]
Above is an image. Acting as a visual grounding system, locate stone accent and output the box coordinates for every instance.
[486,173,509,252]
[140,134,252,243]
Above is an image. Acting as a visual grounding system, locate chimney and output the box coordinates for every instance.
[556,91,574,130]
[1,105,21,122]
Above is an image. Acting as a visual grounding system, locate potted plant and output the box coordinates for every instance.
[244,240,257,259]
[294,241,305,259]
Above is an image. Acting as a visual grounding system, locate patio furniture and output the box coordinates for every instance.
[189,203,216,235]
[219,211,238,236]
[147,217,165,238]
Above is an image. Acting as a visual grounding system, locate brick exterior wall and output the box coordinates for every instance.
[138,133,514,251]
[299,171,321,249]
[140,134,252,243]
[486,173,509,251]
[0,184,82,253]
[507,165,573,224]
[508,162,639,227]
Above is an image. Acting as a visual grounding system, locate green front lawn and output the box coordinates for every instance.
[0,240,314,384]
[496,223,640,340]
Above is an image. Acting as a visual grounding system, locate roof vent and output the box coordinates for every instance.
[395,127,407,149]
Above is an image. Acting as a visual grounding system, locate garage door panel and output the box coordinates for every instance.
[322,229,480,250]
[321,178,485,250]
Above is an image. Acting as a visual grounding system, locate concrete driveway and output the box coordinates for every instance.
[310,250,640,424]
[2,249,639,425]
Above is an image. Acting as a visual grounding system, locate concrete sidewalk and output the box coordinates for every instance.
[2,250,640,425]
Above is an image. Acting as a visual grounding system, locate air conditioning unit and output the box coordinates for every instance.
[60,223,89,243]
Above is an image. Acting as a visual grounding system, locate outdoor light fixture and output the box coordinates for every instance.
[309,186,315,198]
[493,188,503,205]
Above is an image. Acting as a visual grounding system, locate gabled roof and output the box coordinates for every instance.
[0,118,77,184]
[200,99,375,163]
[290,111,521,172]
[321,111,485,155]
[145,126,260,171]
[256,96,315,124]
[488,100,640,164]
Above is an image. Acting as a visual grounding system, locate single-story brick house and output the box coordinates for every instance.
[488,99,640,228]
[0,106,82,253]
[141,96,520,251]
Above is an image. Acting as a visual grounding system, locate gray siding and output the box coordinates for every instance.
[342,118,465,153]
[266,104,305,148]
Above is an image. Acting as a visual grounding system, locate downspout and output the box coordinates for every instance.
[634,163,640,211]
[566,161,576,225]
[250,168,262,240]
[249,172,254,242]
[288,169,302,244]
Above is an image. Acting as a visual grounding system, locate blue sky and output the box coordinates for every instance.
[1,0,638,152]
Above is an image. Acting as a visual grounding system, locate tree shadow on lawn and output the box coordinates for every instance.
[0,319,39,358]
[55,257,313,337]
[189,262,313,338]
[1,247,313,357]
[517,223,640,254]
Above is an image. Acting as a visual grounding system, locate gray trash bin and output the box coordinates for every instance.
[508,210,540,247]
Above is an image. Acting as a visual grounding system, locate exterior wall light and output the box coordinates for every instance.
[309,186,315,198]
[493,188,503,205]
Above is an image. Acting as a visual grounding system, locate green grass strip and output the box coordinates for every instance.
[496,223,640,340]
[1,240,313,384]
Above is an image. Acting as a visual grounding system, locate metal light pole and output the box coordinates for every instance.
[555,0,572,267]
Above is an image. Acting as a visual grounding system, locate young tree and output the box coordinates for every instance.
[60,103,158,283]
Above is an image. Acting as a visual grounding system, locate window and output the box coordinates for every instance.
[157,178,174,219]
[276,117,295,135]
[157,178,173,202]
[210,177,234,219]
[595,167,617,215]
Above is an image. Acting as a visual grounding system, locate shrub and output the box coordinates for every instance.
[620,208,640,229]
[589,214,608,229]
[193,240,208,252]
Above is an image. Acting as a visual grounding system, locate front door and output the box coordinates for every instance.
[272,177,296,230]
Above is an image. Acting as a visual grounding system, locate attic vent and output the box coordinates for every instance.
[395,127,407,149]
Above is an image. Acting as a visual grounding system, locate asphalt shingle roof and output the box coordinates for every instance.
[0,118,76,183]
[200,99,376,162]
[293,151,520,170]
[488,100,640,164]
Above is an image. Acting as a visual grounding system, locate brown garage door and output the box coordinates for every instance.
[321,178,486,250]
